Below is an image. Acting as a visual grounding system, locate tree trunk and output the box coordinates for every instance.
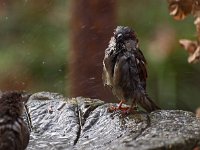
[69,0,116,101]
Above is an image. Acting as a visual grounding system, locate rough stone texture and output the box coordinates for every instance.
[26,92,200,150]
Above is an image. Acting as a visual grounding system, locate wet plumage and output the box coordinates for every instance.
[103,26,160,113]
[0,91,30,150]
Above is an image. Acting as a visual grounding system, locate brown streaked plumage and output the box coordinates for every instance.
[103,26,160,113]
[0,91,30,150]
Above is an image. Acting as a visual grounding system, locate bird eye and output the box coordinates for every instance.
[116,33,123,41]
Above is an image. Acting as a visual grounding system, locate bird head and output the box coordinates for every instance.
[114,26,139,51]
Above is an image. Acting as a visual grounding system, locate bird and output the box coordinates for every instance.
[102,26,160,114]
[0,91,30,150]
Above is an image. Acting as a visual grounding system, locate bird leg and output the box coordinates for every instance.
[109,100,130,112]
[124,101,138,114]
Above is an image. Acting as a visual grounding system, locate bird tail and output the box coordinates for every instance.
[139,94,160,113]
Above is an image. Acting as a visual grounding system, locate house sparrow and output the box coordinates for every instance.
[0,91,30,150]
[102,26,160,113]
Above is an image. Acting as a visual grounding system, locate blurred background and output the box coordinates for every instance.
[0,0,199,111]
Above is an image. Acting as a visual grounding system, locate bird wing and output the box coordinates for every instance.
[102,48,115,87]
[112,52,148,100]
[102,61,111,86]
[134,49,148,89]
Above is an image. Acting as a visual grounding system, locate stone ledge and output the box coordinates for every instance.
[26,92,200,150]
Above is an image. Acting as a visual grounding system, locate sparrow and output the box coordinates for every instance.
[0,91,30,150]
[102,26,160,113]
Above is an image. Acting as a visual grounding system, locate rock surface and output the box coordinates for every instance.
[26,92,200,150]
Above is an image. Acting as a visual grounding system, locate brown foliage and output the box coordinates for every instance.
[167,0,200,63]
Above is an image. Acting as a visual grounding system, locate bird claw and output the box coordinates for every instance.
[108,105,138,115]
[108,105,129,111]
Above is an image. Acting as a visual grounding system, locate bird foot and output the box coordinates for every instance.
[108,105,138,115]
[108,105,130,112]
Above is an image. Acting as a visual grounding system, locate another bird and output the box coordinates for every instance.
[0,91,30,150]
[102,26,160,114]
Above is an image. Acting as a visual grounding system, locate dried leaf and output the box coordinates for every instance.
[188,47,200,63]
[179,39,197,53]
[168,0,193,20]
[166,0,200,63]
[192,0,200,16]
[194,17,200,36]
[169,4,187,20]
[179,39,200,63]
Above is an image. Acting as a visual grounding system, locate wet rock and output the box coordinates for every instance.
[26,92,200,150]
